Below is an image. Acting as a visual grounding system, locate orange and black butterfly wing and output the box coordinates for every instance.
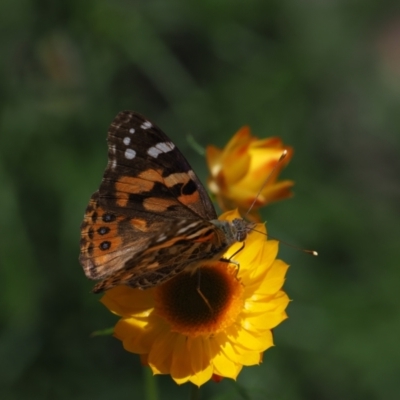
[79,111,227,292]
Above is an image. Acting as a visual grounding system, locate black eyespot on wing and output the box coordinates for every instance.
[100,241,111,250]
[102,213,116,222]
[98,227,110,235]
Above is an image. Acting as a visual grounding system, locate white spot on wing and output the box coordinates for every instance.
[123,137,131,146]
[177,221,201,234]
[156,234,167,243]
[147,142,175,158]
[140,121,152,129]
[129,128,135,134]
[125,148,136,159]
[109,145,117,169]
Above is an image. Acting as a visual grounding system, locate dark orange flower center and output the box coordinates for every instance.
[154,262,244,337]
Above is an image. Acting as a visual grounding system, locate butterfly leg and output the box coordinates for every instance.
[219,242,245,279]
[196,270,213,314]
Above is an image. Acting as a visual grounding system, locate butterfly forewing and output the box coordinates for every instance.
[100,111,217,220]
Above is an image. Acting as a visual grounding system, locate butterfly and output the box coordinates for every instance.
[79,111,255,293]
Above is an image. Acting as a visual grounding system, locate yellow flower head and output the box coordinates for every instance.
[101,210,290,387]
[206,127,294,221]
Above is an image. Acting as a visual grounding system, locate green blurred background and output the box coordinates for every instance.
[1,1,399,399]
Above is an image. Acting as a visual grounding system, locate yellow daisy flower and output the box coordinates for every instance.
[206,127,294,221]
[101,210,290,387]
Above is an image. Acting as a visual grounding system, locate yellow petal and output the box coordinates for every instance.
[222,126,252,156]
[213,359,242,380]
[212,333,242,363]
[205,145,223,177]
[260,180,294,204]
[222,149,251,186]
[210,338,242,379]
[242,240,279,284]
[170,335,193,381]
[225,324,267,352]
[188,365,214,387]
[255,260,289,295]
[115,314,166,354]
[101,286,155,317]
[241,297,288,331]
[237,350,264,366]
[147,330,177,374]
[187,336,212,374]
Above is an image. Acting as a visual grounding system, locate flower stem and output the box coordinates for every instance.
[186,134,205,156]
[144,367,159,400]
[189,383,200,400]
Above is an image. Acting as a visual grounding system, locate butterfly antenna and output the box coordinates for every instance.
[250,227,318,256]
[244,149,288,218]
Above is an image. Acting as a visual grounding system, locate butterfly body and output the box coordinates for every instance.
[80,111,254,293]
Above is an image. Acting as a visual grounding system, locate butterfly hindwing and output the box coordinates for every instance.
[90,216,229,293]
[80,190,178,282]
